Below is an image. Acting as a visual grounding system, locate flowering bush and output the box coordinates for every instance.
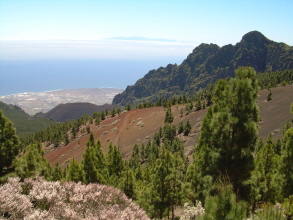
[0,176,149,220]
[180,201,205,220]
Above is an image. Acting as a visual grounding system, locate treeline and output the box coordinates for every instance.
[131,68,293,111]
[3,67,293,219]
[19,68,293,150]
[20,108,122,149]
[257,69,293,89]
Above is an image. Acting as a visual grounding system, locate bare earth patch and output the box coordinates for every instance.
[45,84,293,168]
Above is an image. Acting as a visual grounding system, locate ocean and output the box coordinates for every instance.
[0,58,183,96]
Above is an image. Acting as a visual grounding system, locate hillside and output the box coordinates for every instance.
[42,103,113,122]
[0,88,124,115]
[113,31,293,106]
[0,101,54,137]
[45,84,293,168]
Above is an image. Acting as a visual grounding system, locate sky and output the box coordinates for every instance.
[0,0,293,60]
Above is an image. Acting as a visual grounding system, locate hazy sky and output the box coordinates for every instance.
[0,0,293,60]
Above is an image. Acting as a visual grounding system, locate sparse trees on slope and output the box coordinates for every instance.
[14,143,51,180]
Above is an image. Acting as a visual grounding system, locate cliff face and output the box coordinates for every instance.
[113,31,293,106]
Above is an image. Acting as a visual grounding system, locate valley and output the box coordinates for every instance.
[1,30,293,219]
[0,88,124,115]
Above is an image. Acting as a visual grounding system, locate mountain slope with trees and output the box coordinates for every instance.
[113,31,293,106]
[42,103,113,122]
[1,66,293,219]
[0,101,54,138]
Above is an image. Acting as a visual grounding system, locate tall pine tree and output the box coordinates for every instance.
[281,103,293,198]
[0,111,19,175]
[194,67,259,199]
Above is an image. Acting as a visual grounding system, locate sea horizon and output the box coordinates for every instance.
[0,58,184,96]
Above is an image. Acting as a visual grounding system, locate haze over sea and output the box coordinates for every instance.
[1,1,292,97]
[0,58,184,96]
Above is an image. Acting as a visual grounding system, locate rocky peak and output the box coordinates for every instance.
[240,30,272,45]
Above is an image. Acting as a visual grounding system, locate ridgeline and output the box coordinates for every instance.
[113,31,293,106]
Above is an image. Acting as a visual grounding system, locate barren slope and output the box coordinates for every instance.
[45,84,293,168]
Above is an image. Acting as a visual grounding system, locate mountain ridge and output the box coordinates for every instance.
[42,102,113,122]
[112,31,293,106]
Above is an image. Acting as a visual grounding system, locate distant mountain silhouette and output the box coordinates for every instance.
[113,31,293,106]
[42,103,113,122]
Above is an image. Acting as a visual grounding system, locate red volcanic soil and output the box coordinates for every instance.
[45,84,293,168]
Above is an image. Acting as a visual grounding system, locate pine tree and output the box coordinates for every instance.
[168,152,184,219]
[194,67,259,199]
[111,108,116,117]
[52,162,63,181]
[150,149,173,219]
[178,121,184,134]
[86,125,90,134]
[267,89,272,101]
[107,144,124,181]
[164,107,174,123]
[94,139,106,170]
[66,157,84,183]
[195,100,202,111]
[250,135,281,209]
[95,117,100,126]
[184,119,192,136]
[129,144,140,168]
[14,143,52,180]
[202,181,247,220]
[281,103,293,198]
[88,132,95,146]
[100,111,105,120]
[180,108,184,117]
[119,167,135,199]
[184,162,213,205]
[82,142,99,183]
[162,123,177,144]
[117,108,121,116]
[82,137,106,184]
[125,103,131,111]
[0,111,20,174]
[281,126,293,198]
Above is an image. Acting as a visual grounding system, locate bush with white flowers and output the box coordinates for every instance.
[180,201,205,220]
[0,177,149,220]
